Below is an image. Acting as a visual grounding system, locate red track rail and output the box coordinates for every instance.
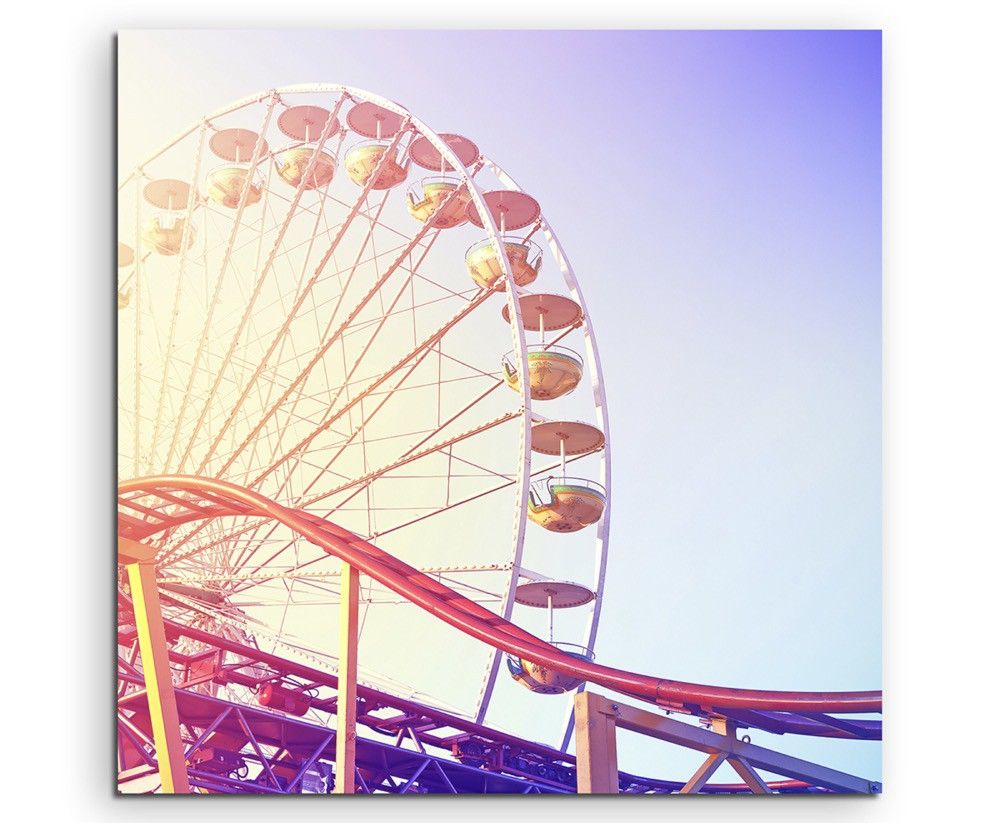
[118,476,882,717]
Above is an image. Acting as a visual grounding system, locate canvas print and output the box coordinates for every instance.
[116,30,881,795]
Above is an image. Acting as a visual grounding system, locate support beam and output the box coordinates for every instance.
[611,700,880,794]
[334,561,360,794]
[574,691,618,794]
[727,755,773,794]
[680,751,727,794]
[119,537,190,793]
[572,693,879,795]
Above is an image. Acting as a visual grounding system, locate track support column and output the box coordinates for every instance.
[335,561,360,794]
[119,537,190,794]
[574,691,619,793]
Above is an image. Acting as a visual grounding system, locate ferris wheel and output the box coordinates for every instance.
[117,84,612,748]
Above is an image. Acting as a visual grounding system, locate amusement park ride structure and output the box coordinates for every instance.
[117,84,882,795]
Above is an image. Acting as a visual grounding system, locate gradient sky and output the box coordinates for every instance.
[119,29,882,783]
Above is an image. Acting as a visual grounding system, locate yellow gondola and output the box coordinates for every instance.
[205,165,263,208]
[274,146,336,190]
[507,644,595,694]
[502,345,583,400]
[465,237,541,290]
[344,141,407,190]
[141,215,195,256]
[406,178,472,229]
[526,476,606,532]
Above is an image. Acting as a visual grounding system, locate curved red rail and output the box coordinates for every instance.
[118,475,882,717]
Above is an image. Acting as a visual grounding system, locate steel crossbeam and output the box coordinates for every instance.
[573,692,881,795]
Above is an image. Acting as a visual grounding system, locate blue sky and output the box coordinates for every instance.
[119,29,882,783]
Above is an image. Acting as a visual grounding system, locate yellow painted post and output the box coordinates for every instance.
[574,691,619,794]
[119,537,190,794]
[335,561,360,794]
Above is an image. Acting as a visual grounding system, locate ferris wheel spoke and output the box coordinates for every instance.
[271,311,446,507]
[204,224,315,480]
[315,187,423,245]
[209,197,449,483]
[192,127,413,477]
[250,185,422,263]
[288,350,516,518]
[364,452,591,541]
[172,94,347,474]
[209,159,486,492]
[442,451,515,484]
[129,90,273,181]
[155,506,264,567]
[218,188,340,479]
[180,162,339,475]
[145,122,210,474]
[249,283,497,491]
[203,295,508,465]
[305,410,519,511]
[213,317,574,542]
[410,270,480,304]
[192,195,380,286]
[192,184,303,265]
[336,286,481,346]
[214,368,518,576]
[202,229,431,488]
[158,97,280,473]
[227,423,529,586]
[231,197,406,499]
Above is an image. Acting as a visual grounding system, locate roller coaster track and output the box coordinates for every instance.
[118,476,882,740]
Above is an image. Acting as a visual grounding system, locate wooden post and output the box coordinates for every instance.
[574,691,619,793]
[119,537,190,794]
[335,561,360,794]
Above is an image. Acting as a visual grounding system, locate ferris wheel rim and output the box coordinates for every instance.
[118,84,616,734]
[478,159,612,744]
